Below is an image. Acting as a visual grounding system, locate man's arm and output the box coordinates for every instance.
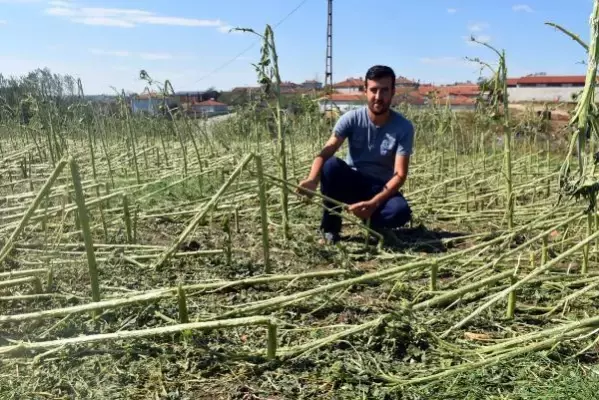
[296,133,344,198]
[305,133,345,184]
[347,118,413,219]
[297,111,353,197]
[369,154,409,208]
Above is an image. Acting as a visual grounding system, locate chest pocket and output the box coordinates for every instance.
[380,134,396,156]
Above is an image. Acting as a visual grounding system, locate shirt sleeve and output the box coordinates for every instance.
[333,111,353,139]
[396,119,414,156]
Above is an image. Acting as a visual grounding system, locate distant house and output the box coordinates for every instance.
[174,90,220,105]
[280,81,300,93]
[317,93,366,113]
[332,75,419,93]
[394,88,426,106]
[231,86,261,93]
[506,75,599,103]
[396,76,419,88]
[506,78,519,88]
[419,84,480,99]
[301,80,323,90]
[439,95,477,111]
[317,88,475,114]
[232,82,306,95]
[333,77,364,94]
[131,92,172,115]
[190,99,229,117]
[515,75,592,87]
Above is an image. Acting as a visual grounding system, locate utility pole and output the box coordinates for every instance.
[324,0,333,117]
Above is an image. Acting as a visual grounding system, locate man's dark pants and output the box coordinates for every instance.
[319,157,412,236]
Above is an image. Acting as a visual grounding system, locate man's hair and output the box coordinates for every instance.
[364,65,396,89]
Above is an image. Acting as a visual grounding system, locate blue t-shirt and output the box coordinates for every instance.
[333,106,414,183]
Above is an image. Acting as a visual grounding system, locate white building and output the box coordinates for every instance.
[190,99,229,117]
[317,93,366,113]
[507,75,598,103]
[331,75,419,94]
[332,77,364,94]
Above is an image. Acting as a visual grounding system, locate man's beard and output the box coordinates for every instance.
[368,101,389,115]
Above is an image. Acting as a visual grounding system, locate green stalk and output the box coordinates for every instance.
[0,269,347,324]
[223,214,232,266]
[254,155,271,273]
[0,316,275,357]
[442,224,599,338]
[583,212,593,274]
[122,95,141,185]
[177,284,189,323]
[122,195,133,244]
[69,157,101,309]
[506,272,516,319]
[0,159,67,266]
[150,153,254,270]
[267,321,277,360]
[430,260,438,291]
[234,24,289,239]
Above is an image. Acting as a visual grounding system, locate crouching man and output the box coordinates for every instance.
[296,65,414,244]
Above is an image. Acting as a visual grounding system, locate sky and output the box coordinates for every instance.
[0,0,595,94]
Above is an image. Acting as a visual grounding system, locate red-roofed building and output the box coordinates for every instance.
[317,93,366,112]
[333,77,364,93]
[506,74,596,103]
[280,81,300,93]
[301,79,323,90]
[317,85,479,113]
[131,91,172,115]
[420,84,480,99]
[395,88,427,105]
[444,95,476,106]
[333,75,419,93]
[396,76,419,88]
[418,85,436,96]
[515,75,593,86]
[190,99,229,116]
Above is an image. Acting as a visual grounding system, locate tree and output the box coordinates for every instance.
[0,68,80,123]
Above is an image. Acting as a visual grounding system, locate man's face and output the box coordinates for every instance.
[365,76,394,115]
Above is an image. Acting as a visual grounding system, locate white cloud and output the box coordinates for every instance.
[77,17,136,27]
[447,8,457,14]
[45,5,228,31]
[513,4,533,12]
[131,15,221,27]
[0,20,7,25]
[468,22,489,32]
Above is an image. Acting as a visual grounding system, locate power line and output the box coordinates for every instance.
[193,0,310,86]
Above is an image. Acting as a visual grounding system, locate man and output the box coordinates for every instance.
[297,65,414,244]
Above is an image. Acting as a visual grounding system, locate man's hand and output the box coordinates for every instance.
[347,200,378,220]
[297,134,345,200]
[296,178,318,199]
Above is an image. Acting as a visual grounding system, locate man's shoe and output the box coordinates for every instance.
[318,231,340,245]
[378,228,402,247]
